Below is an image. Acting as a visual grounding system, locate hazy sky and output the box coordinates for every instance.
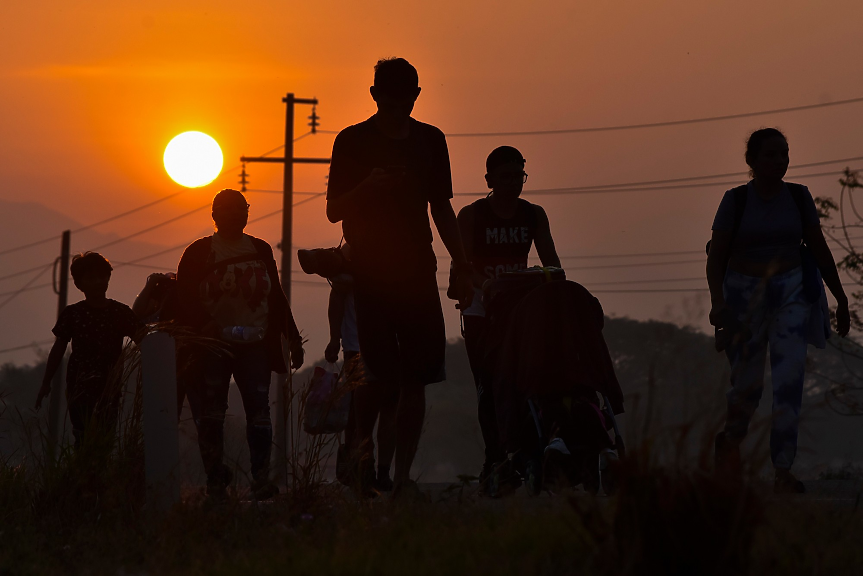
[2,0,863,362]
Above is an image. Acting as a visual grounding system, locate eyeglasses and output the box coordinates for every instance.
[497,171,528,184]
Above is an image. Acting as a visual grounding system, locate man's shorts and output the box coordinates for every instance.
[353,276,446,386]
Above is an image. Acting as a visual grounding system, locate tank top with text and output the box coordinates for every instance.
[471,197,538,282]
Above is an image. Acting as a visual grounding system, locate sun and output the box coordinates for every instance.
[163,131,223,188]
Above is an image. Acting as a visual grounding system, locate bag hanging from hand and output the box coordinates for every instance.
[304,366,351,434]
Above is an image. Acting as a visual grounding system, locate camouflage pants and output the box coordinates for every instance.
[723,267,809,470]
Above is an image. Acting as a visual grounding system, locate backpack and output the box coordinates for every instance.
[707,182,822,303]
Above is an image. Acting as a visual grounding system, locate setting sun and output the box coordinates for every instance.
[163,131,223,188]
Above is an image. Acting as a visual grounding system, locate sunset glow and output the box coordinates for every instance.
[163,131,223,188]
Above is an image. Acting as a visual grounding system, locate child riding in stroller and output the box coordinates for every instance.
[481,268,625,496]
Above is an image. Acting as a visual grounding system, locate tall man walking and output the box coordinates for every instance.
[326,58,472,496]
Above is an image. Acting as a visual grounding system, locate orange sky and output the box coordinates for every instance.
[3,0,863,362]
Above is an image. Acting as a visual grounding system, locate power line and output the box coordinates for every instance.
[0,264,53,313]
[444,95,863,137]
[0,262,56,284]
[87,204,210,252]
[111,193,327,271]
[455,167,860,197]
[0,282,53,297]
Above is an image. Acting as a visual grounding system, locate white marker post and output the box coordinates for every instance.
[141,332,180,510]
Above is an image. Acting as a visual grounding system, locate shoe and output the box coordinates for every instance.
[478,461,495,494]
[486,459,522,499]
[774,469,805,494]
[714,432,742,477]
[392,479,425,502]
[375,471,394,492]
[206,464,233,501]
[353,458,378,499]
[251,477,280,501]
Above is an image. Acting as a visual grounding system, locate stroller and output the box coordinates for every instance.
[481,268,625,496]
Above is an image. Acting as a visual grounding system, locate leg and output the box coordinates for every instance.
[232,343,274,483]
[66,386,93,449]
[376,383,399,479]
[463,315,503,465]
[724,333,769,443]
[767,286,809,471]
[353,286,399,489]
[393,379,426,485]
[391,279,446,487]
[197,347,233,483]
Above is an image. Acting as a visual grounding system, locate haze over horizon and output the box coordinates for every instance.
[3,0,863,363]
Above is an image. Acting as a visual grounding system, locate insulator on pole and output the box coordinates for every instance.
[308,106,320,134]
[239,162,249,192]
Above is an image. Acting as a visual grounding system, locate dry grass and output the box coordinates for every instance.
[2,344,863,575]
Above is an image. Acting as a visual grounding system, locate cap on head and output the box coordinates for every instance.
[212,188,247,210]
[374,58,419,99]
[486,146,526,173]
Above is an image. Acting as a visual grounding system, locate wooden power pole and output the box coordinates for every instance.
[48,229,70,459]
[241,93,330,482]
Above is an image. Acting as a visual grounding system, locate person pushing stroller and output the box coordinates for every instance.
[456,145,561,486]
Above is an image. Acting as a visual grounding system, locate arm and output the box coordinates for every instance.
[176,242,216,334]
[804,225,850,336]
[326,286,346,363]
[456,205,486,289]
[706,229,733,326]
[327,169,395,224]
[36,338,68,409]
[533,206,561,268]
[131,274,163,319]
[431,199,469,267]
[431,199,473,306]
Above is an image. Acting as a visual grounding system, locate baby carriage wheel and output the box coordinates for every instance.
[600,449,620,496]
[582,453,601,495]
[525,459,543,496]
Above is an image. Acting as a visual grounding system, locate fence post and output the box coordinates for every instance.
[141,332,180,510]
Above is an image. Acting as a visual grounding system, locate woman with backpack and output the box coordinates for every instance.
[706,128,850,493]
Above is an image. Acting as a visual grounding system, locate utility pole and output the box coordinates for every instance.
[241,94,330,303]
[241,93,330,483]
[48,230,70,459]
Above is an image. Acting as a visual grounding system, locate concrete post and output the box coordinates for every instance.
[141,332,180,510]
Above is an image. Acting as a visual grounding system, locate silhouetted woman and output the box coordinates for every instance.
[707,128,850,493]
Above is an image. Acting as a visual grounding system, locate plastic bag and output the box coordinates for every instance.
[304,366,351,434]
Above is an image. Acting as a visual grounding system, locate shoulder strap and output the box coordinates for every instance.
[707,184,748,256]
[786,182,807,222]
[730,184,749,240]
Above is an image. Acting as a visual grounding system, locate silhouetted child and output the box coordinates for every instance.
[36,252,142,447]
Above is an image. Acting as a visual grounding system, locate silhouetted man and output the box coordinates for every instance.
[326,57,471,497]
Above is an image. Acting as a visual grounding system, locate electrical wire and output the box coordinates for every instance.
[0,264,53,313]
[455,167,860,197]
[316,96,863,138]
[444,95,863,137]
[87,204,210,252]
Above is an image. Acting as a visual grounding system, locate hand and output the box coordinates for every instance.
[35,380,52,410]
[709,303,729,327]
[363,168,401,195]
[146,273,168,286]
[324,340,340,364]
[447,263,474,308]
[200,321,221,339]
[290,340,305,370]
[836,300,851,337]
